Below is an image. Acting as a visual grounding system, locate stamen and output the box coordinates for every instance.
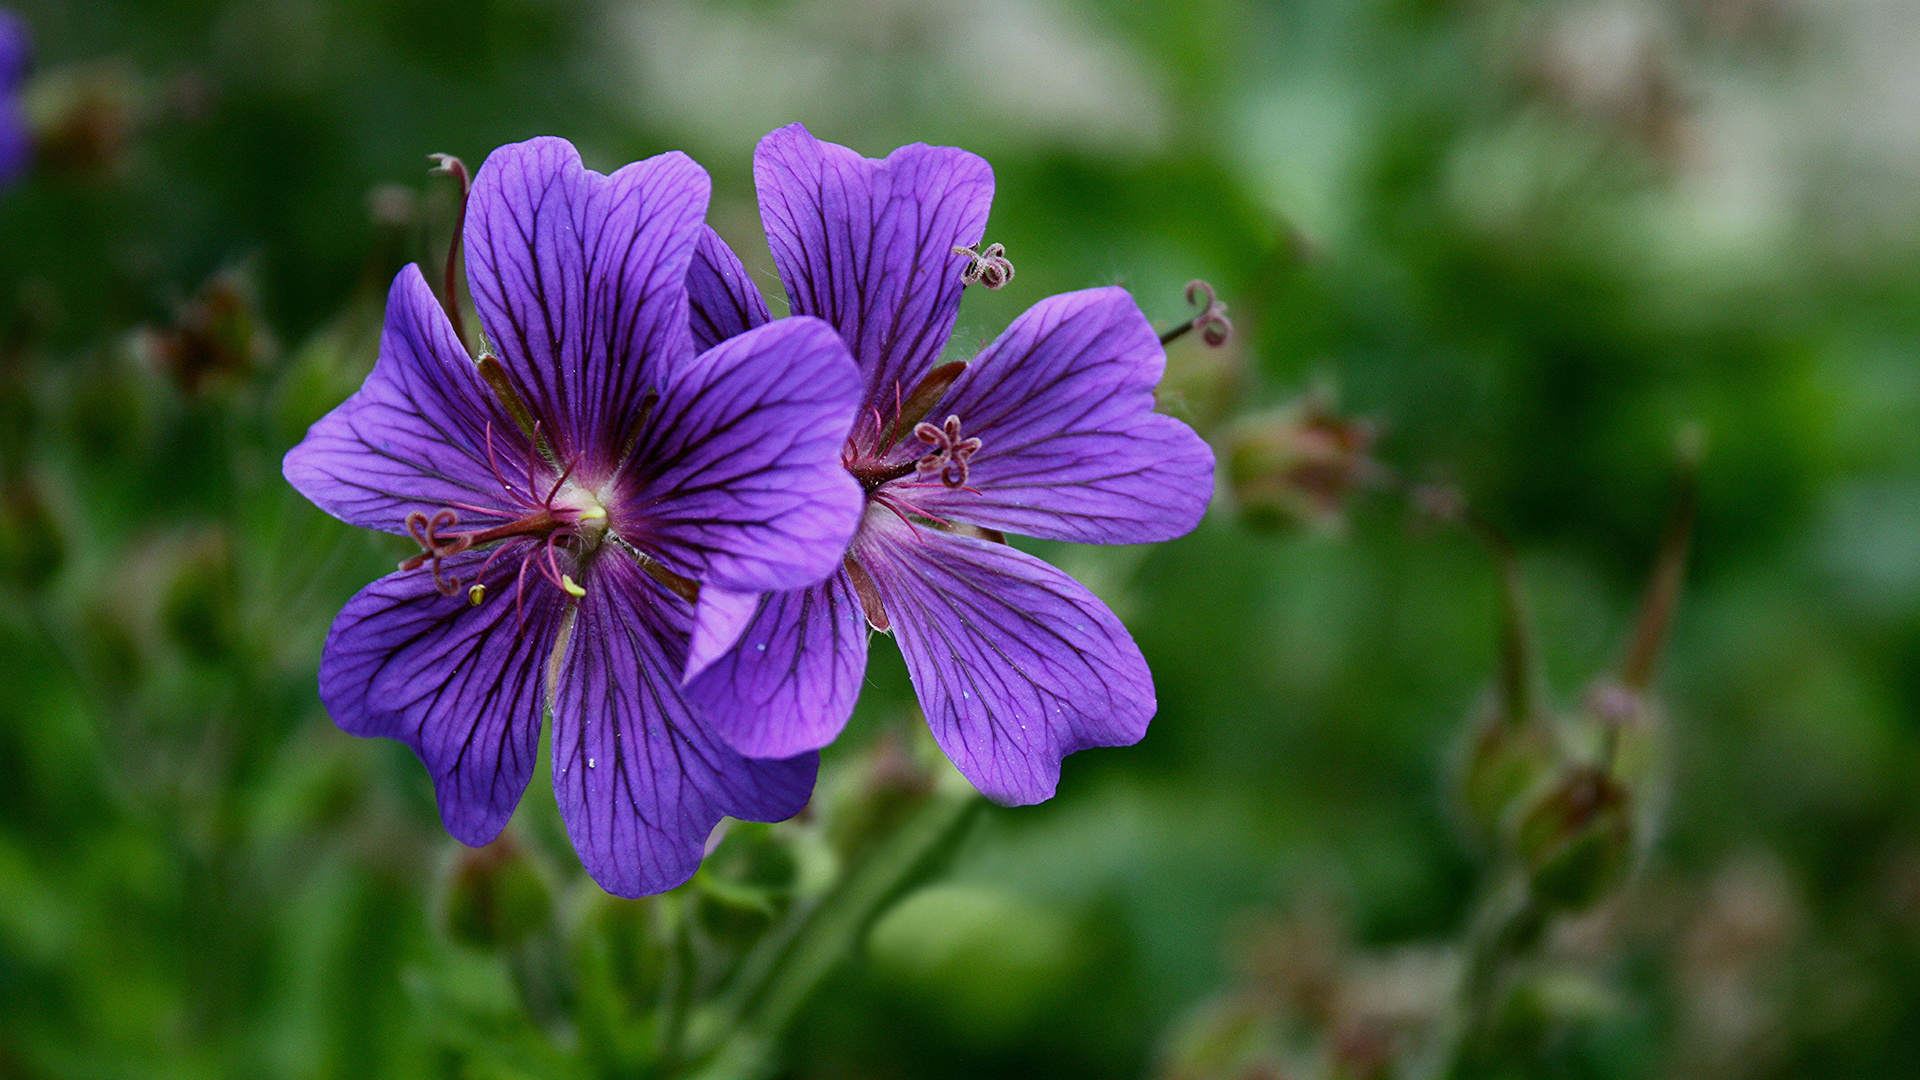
[428,154,472,352]
[954,243,1015,290]
[468,583,487,606]
[913,415,982,489]
[560,574,586,598]
[477,355,538,440]
[1159,280,1232,348]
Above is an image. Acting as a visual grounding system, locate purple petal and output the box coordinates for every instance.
[551,555,818,897]
[907,287,1215,545]
[687,226,770,354]
[618,315,863,594]
[0,9,29,92]
[284,265,530,534]
[686,585,761,682]
[465,137,710,466]
[754,123,993,413]
[855,514,1154,805]
[684,570,869,759]
[319,545,567,847]
[0,95,29,189]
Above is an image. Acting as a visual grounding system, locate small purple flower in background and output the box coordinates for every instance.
[283,138,866,896]
[0,7,32,188]
[684,123,1215,806]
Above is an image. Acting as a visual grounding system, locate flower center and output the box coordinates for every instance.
[399,428,619,603]
[845,413,983,494]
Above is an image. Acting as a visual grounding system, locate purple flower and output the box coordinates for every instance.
[0,8,31,188]
[683,124,1215,805]
[283,138,866,896]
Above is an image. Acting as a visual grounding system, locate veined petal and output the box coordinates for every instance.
[621,316,863,594]
[551,556,818,898]
[754,123,992,416]
[909,287,1215,545]
[319,545,566,847]
[687,226,770,354]
[284,265,532,535]
[856,514,1155,806]
[465,137,710,465]
[686,585,762,682]
[684,571,869,759]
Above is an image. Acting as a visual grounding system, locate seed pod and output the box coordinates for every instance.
[1515,765,1634,912]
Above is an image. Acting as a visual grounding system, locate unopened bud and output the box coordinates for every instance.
[159,530,236,663]
[1457,701,1560,848]
[1515,765,1634,912]
[1222,395,1378,533]
[0,478,62,589]
[828,731,937,862]
[27,62,137,178]
[135,270,274,396]
[441,833,552,951]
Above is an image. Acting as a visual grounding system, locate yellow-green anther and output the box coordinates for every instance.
[477,353,539,439]
[561,574,586,598]
[468,583,487,607]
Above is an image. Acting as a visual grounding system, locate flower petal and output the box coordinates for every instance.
[685,585,761,682]
[620,315,864,594]
[687,226,771,354]
[683,570,869,759]
[856,513,1155,805]
[465,137,710,465]
[907,287,1215,544]
[551,556,818,897]
[318,545,567,846]
[0,97,30,188]
[284,265,531,534]
[754,123,993,413]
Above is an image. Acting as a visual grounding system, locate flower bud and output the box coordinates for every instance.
[134,270,275,397]
[440,833,552,951]
[1457,699,1561,848]
[1515,765,1634,912]
[0,478,62,590]
[826,730,938,862]
[1222,394,1378,534]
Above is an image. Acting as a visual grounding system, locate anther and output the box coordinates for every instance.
[560,574,586,598]
[954,243,1015,289]
[403,508,474,595]
[1159,279,1232,348]
[468,583,487,607]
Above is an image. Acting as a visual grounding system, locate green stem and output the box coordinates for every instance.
[1425,873,1544,1080]
[682,789,983,1080]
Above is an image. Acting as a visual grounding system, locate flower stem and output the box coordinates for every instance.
[681,788,983,1079]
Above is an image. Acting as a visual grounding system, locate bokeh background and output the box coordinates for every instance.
[4,0,1920,1077]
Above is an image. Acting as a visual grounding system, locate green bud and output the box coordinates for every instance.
[159,531,236,663]
[0,479,63,590]
[1222,395,1377,535]
[441,834,552,951]
[826,731,937,862]
[695,820,801,946]
[1457,699,1561,849]
[1515,766,1634,912]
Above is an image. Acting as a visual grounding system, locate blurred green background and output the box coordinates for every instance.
[3,0,1920,1077]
